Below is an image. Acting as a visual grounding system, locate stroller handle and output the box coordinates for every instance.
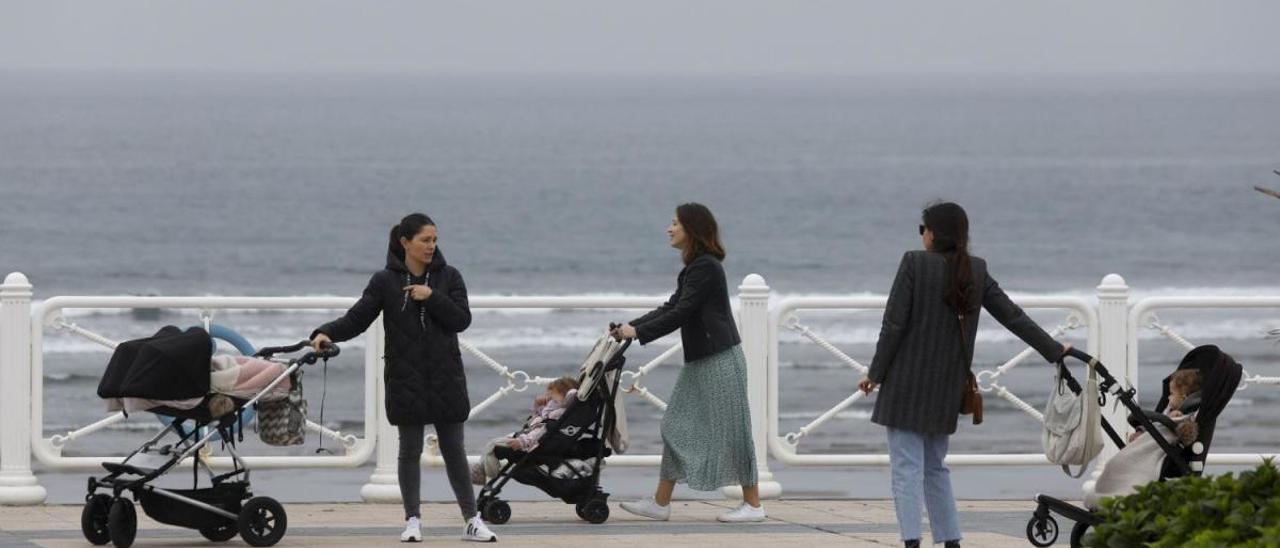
[1064,347,1095,364]
[1058,347,1114,382]
[255,339,341,363]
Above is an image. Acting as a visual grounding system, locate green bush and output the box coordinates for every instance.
[1088,460,1280,547]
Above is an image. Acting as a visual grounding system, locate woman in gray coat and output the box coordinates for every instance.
[857,202,1070,548]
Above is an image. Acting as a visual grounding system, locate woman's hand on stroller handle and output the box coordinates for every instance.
[257,337,340,363]
[608,322,637,341]
[311,333,332,353]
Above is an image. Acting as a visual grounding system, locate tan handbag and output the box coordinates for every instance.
[960,371,983,425]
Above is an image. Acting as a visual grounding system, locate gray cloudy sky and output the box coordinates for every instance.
[3,1,1278,74]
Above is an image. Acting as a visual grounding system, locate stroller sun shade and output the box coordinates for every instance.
[97,325,213,400]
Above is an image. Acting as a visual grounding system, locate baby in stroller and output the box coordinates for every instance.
[1028,345,1242,547]
[1127,368,1199,446]
[104,353,292,418]
[473,335,631,526]
[472,376,581,485]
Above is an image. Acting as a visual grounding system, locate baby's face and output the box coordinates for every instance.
[547,388,567,402]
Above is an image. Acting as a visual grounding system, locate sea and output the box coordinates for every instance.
[2,71,1279,503]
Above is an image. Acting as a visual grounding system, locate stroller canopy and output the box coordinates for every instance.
[576,336,630,454]
[98,326,213,401]
[1156,345,1242,450]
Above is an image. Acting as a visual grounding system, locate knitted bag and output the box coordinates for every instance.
[256,372,306,446]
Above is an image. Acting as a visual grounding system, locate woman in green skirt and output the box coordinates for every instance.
[611,202,764,523]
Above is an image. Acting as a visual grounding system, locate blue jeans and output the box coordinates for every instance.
[886,427,962,543]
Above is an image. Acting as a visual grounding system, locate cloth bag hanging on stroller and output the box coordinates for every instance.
[255,371,306,446]
[1043,358,1105,477]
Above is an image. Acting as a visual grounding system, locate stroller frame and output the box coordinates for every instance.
[1026,346,1241,547]
[82,339,338,548]
[476,339,631,525]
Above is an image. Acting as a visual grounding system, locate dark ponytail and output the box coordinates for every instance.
[922,202,978,317]
[387,213,435,262]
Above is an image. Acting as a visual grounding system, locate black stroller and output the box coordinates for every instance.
[83,326,338,548]
[1026,345,1242,547]
[476,337,631,525]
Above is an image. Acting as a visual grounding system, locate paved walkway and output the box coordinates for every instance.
[0,500,1073,547]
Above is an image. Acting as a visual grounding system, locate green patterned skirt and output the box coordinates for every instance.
[659,345,758,490]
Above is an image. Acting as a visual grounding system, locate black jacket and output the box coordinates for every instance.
[631,253,742,362]
[313,248,472,425]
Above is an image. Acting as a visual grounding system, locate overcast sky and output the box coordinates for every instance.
[3,1,1278,74]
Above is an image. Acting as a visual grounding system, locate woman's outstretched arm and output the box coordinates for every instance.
[313,273,384,343]
[982,271,1065,362]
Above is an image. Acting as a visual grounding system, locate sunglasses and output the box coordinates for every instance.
[918,224,927,235]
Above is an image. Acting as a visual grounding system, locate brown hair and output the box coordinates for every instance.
[1169,369,1201,395]
[548,376,579,395]
[675,203,726,265]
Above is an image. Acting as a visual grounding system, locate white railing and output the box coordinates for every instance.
[1,271,1278,505]
[1128,296,1280,466]
[28,296,382,473]
[767,295,1098,466]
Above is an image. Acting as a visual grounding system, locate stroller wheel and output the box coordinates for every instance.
[1026,515,1059,547]
[1070,520,1091,547]
[107,497,137,548]
[238,496,288,547]
[80,494,113,545]
[199,521,239,542]
[576,498,609,524]
[481,499,511,525]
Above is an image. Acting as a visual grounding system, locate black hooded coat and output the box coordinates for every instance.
[313,248,472,425]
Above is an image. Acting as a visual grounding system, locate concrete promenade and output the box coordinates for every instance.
[0,500,1067,547]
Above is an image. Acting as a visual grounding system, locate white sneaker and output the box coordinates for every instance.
[717,502,766,523]
[462,516,497,542]
[400,517,422,542]
[619,497,671,521]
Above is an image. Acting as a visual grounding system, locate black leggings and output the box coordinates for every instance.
[398,422,476,521]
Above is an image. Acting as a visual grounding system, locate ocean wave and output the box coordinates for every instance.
[44,372,99,383]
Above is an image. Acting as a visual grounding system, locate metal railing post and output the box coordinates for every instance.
[360,319,401,502]
[0,273,47,505]
[722,274,782,499]
[1095,274,1131,465]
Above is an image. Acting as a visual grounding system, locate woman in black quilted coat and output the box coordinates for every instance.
[310,213,496,543]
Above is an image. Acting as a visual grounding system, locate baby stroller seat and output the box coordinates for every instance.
[477,337,631,525]
[1027,345,1242,547]
[82,326,337,548]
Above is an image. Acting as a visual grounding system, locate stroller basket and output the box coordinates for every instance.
[138,482,247,530]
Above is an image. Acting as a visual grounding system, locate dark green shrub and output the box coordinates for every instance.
[1088,460,1280,547]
